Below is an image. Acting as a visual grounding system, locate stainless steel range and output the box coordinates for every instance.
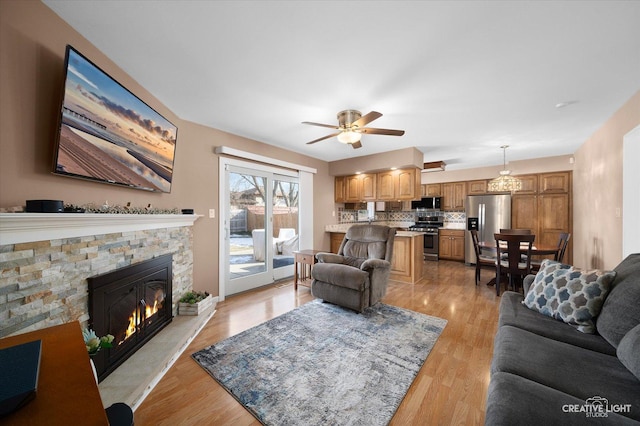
[409,211,443,261]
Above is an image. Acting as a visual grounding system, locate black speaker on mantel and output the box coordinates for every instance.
[25,200,64,213]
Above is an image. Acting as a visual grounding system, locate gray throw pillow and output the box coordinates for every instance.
[522,259,617,333]
[617,323,640,381]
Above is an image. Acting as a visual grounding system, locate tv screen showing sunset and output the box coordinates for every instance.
[54,46,177,193]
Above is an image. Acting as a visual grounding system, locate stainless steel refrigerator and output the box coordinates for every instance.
[464,194,511,264]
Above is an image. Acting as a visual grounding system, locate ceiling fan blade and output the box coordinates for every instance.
[301,121,340,130]
[306,132,341,145]
[360,127,405,136]
[351,141,363,149]
[351,111,382,128]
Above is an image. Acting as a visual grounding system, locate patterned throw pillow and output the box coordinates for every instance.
[522,259,617,333]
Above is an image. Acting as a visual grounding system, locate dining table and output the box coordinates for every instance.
[477,241,560,286]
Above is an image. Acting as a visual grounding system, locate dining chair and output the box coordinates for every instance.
[469,230,497,286]
[499,228,532,235]
[494,233,535,296]
[531,232,571,273]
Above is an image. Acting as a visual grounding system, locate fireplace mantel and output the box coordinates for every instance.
[0,213,202,245]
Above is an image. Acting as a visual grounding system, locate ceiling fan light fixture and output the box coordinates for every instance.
[337,130,361,144]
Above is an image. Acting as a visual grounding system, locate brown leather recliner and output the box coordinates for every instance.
[311,225,395,312]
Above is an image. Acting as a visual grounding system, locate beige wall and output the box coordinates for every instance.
[573,91,640,270]
[422,155,574,184]
[0,0,334,296]
[329,147,424,176]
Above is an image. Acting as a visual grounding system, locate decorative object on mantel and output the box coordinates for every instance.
[82,329,114,356]
[25,199,64,213]
[78,202,180,214]
[179,291,214,315]
[0,202,182,215]
[488,145,522,192]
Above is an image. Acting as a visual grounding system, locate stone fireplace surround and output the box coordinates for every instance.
[0,213,200,337]
[0,212,216,408]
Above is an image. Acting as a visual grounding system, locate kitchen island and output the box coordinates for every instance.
[325,224,424,284]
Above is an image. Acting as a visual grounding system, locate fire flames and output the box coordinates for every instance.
[122,295,163,343]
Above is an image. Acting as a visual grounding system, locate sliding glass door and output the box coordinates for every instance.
[222,162,299,296]
[272,176,299,281]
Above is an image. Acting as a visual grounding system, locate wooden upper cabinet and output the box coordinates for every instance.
[335,168,420,202]
[540,172,571,193]
[376,168,419,200]
[344,175,361,202]
[360,173,376,201]
[467,180,487,195]
[396,168,419,200]
[424,183,442,197]
[376,171,396,200]
[513,174,538,194]
[442,182,466,210]
[334,176,345,203]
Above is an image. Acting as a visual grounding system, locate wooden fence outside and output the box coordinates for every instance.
[231,206,299,236]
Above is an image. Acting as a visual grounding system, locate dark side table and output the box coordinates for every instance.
[293,250,322,290]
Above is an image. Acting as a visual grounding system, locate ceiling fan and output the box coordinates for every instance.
[302,110,405,149]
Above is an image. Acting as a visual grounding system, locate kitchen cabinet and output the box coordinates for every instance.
[511,194,538,231]
[511,171,572,263]
[336,168,419,203]
[334,176,345,202]
[397,168,420,200]
[335,173,377,202]
[360,173,377,200]
[538,192,571,250]
[442,182,466,210]
[467,180,487,195]
[540,172,570,193]
[389,233,424,283]
[377,171,395,200]
[422,183,442,197]
[439,229,465,261]
[513,174,538,195]
[376,168,420,201]
[330,232,345,253]
[344,175,361,202]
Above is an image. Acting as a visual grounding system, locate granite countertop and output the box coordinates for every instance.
[440,224,466,230]
[325,222,414,233]
[396,230,426,237]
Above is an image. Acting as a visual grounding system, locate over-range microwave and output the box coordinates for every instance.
[411,197,441,210]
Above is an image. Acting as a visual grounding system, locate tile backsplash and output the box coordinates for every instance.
[442,211,466,228]
[338,209,415,224]
[338,208,466,228]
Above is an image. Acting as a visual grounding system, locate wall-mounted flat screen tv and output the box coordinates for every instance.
[52,45,178,193]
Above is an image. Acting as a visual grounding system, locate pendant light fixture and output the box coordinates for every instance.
[488,145,522,192]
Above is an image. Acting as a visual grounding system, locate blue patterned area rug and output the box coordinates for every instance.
[192,300,447,426]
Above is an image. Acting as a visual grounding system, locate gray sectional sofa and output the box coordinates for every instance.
[486,253,640,425]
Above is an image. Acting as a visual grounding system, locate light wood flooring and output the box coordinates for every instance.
[135,260,502,425]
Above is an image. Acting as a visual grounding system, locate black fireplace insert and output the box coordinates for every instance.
[88,254,173,381]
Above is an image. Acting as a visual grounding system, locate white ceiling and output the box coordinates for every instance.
[43,0,640,170]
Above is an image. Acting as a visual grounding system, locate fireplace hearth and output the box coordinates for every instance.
[88,254,173,381]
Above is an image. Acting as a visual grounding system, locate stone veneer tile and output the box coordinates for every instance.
[0,226,194,338]
[14,241,51,251]
[0,249,35,262]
